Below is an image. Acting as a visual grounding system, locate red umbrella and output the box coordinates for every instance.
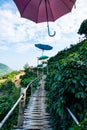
[13,0,76,37]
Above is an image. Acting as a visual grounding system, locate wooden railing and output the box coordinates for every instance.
[0,76,40,129]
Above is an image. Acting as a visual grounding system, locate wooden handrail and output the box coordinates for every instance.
[0,95,23,129]
[0,76,40,129]
[26,76,40,91]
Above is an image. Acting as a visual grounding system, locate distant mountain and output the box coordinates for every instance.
[0,63,12,75]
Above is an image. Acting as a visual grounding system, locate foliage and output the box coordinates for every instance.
[45,39,87,130]
[0,81,20,130]
[0,71,19,81]
[0,67,39,129]
[20,68,37,87]
[78,19,87,38]
[23,62,29,70]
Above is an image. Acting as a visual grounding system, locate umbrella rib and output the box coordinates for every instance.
[70,0,76,8]
[48,0,55,21]
[45,0,55,22]
[61,0,72,11]
[36,0,42,23]
[21,0,32,17]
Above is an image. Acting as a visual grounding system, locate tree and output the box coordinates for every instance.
[23,63,29,70]
[78,19,87,38]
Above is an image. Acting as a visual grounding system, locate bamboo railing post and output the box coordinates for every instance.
[66,107,80,126]
[17,88,26,127]
[31,84,34,95]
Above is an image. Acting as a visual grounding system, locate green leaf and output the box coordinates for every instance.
[75,92,86,99]
[80,80,85,86]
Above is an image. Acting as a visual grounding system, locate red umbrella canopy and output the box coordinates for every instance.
[13,0,76,36]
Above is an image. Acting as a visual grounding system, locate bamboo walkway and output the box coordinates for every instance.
[16,75,52,130]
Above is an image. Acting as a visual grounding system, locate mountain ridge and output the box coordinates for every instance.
[0,63,12,75]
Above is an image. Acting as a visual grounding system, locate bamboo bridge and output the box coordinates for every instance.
[0,75,80,130]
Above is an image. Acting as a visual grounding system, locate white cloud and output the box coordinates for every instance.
[0,0,87,69]
[0,41,9,51]
[0,45,9,51]
[15,42,33,53]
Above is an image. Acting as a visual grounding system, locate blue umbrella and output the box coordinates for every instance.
[35,44,53,55]
[35,44,53,50]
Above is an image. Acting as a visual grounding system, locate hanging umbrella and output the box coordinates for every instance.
[13,0,76,37]
[35,44,53,50]
[38,55,49,60]
[41,59,48,63]
[35,43,53,55]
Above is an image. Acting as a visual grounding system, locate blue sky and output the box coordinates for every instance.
[0,0,87,70]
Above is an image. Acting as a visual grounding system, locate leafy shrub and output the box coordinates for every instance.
[78,19,87,38]
[20,68,36,87]
[45,40,87,130]
[0,81,20,130]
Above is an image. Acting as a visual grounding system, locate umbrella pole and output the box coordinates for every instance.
[47,22,56,37]
[37,57,39,76]
[45,0,56,37]
[42,50,44,56]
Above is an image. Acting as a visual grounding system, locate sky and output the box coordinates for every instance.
[0,0,87,70]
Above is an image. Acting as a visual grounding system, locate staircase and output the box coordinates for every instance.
[16,75,52,130]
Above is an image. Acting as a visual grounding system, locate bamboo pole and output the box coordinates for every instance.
[17,88,26,127]
[66,107,80,126]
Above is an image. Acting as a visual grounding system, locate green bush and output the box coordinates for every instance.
[0,81,20,130]
[45,40,87,130]
[20,68,36,87]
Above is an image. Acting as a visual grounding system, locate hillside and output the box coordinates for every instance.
[45,39,87,130]
[0,63,12,75]
[49,39,87,64]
